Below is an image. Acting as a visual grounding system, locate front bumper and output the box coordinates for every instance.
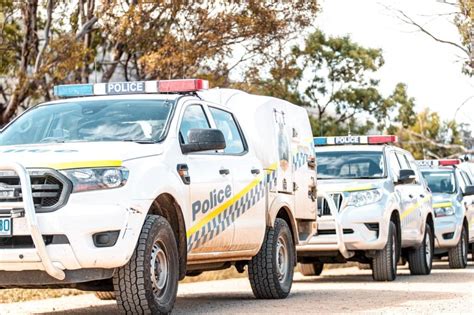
[434,215,462,249]
[297,193,389,256]
[0,162,149,280]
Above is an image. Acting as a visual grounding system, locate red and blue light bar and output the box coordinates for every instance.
[314,135,397,146]
[53,79,209,98]
[416,159,461,167]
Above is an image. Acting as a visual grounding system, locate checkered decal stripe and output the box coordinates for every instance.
[293,152,309,170]
[187,171,272,252]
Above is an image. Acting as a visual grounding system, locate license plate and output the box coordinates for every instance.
[0,217,12,237]
[0,187,15,199]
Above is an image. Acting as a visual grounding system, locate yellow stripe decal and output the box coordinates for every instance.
[433,202,453,209]
[186,162,278,239]
[400,196,430,220]
[44,160,123,170]
[345,185,374,192]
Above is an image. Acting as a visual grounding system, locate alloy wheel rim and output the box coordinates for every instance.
[392,232,397,269]
[425,230,432,267]
[276,236,289,283]
[461,229,467,263]
[150,240,169,298]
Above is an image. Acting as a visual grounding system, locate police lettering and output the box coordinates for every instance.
[192,185,232,221]
[106,81,145,95]
[335,136,360,145]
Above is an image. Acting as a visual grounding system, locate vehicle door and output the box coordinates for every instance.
[178,103,234,253]
[458,169,474,243]
[389,150,423,243]
[207,105,266,251]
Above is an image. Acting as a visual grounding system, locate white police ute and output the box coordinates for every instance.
[297,135,435,281]
[417,159,474,268]
[0,79,318,313]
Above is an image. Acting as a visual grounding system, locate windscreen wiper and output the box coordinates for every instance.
[121,139,156,144]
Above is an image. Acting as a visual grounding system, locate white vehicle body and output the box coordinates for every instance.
[419,162,474,251]
[297,139,434,279]
[0,83,317,299]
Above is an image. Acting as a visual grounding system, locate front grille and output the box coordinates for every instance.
[0,235,69,249]
[318,229,354,235]
[0,169,71,212]
[317,193,343,216]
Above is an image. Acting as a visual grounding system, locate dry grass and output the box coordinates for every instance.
[0,263,357,303]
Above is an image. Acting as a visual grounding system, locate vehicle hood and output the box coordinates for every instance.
[317,178,386,193]
[431,193,456,206]
[0,142,164,170]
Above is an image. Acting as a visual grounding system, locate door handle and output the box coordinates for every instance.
[420,194,425,198]
[251,168,261,175]
[409,194,414,199]
[219,169,230,175]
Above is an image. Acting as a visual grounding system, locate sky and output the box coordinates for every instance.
[315,0,473,127]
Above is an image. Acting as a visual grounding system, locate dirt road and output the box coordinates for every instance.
[1,261,473,314]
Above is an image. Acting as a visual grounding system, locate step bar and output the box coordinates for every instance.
[0,162,65,280]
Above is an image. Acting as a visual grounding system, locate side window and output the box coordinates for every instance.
[179,105,210,144]
[209,107,245,154]
[459,171,471,191]
[396,152,412,170]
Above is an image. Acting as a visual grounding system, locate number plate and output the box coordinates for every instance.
[0,217,12,237]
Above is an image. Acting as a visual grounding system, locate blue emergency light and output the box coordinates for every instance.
[53,79,209,98]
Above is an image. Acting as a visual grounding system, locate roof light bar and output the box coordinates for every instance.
[416,159,461,167]
[314,135,397,146]
[53,79,209,98]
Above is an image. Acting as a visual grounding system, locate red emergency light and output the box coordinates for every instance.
[158,79,209,93]
[367,135,398,144]
[438,159,460,166]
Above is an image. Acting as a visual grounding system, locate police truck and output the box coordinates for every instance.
[0,79,317,313]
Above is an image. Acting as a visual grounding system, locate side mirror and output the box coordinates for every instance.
[463,185,474,196]
[181,129,226,154]
[397,169,416,184]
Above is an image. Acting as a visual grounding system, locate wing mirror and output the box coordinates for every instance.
[397,169,416,185]
[463,185,474,196]
[181,129,226,154]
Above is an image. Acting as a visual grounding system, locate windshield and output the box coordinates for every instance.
[421,170,457,194]
[316,150,385,179]
[0,99,174,145]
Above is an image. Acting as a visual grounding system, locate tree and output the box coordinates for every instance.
[0,0,319,126]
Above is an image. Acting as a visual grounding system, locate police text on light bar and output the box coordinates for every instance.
[314,135,397,146]
[416,159,461,167]
[53,79,209,98]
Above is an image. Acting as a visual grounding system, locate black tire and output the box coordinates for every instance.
[248,218,295,299]
[408,223,433,275]
[300,262,324,276]
[372,221,397,281]
[114,215,179,314]
[95,291,116,300]
[448,225,468,269]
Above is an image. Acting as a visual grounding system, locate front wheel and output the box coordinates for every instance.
[300,262,324,276]
[114,215,179,314]
[448,225,468,269]
[408,223,433,275]
[372,221,397,281]
[248,218,295,299]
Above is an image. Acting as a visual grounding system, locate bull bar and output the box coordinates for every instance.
[0,162,65,280]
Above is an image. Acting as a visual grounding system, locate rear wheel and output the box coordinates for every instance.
[114,215,179,314]
[248,218,295,299]
[448,225,468,269]
[300,262,324,276]
[95,291,115,300]
[408,223,433,275]
[372,221,397,281]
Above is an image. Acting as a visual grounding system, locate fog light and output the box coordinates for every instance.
[93,231,120,247]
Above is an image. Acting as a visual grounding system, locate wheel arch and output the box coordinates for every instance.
[390,210,402,257]
[148,193,187,280]
[275,206,298,247]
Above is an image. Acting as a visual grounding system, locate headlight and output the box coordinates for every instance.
[60,167,129,193]
[434,206,455,217]
[346,189,383,207]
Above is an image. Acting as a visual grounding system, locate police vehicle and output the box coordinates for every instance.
[417,159,474,268]
[297,135,435,281]
[0,79,317,313]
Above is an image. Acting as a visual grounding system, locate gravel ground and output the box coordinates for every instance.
[1,261,472,314]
